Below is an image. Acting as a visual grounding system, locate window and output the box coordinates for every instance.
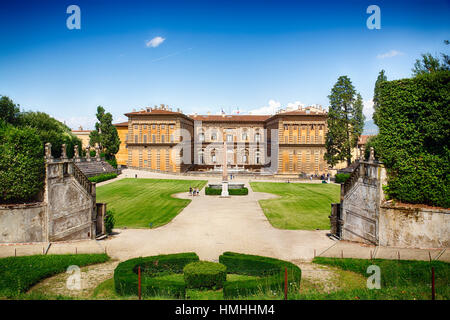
[284,125,288,130]
[134,125,138,130]
[143,135,147,143]
[170,124,174,129]
[152,124,156,129]
[255,152,261,164]
[152,135,156,143]
[211,150,216,163]
[199,132,205,142]
[211,133,217,141]
[255,133,261,143]
[198,149,204,164]
[242,132,248,141]
[134,135,138,143]
[170,135,174,143]
[227,134,233,142]
[161,124,165,129]
[161,135,165,143]
[144,125,147,129]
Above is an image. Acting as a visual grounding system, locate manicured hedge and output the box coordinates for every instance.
[374,71,450,208]
[205,187,248,196]
[114,252,199,298]
[0,123,45,204]
[88,172,118,183]
[219,252,302,298]
[183,261,227,289]
[0,254,110,298]
[335,173,350,184]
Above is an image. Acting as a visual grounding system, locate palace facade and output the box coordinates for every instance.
[114,104,329,175]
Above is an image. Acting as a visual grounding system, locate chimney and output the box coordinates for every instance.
[207,111,211,116]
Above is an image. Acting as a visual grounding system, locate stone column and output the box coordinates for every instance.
[61,144,67,160]
[86,146,91,162]
[45,142,53,162]
[95,143,101,162]
[221,140,229,197]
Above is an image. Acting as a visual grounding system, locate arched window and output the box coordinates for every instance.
[243,149,249,164]
[199,132,205,142]
[211,149,217,163]
[255,133,261,143]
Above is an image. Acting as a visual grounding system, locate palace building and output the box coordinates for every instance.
[114,104,329,175]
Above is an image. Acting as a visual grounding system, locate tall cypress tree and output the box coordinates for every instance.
[325,76,365,166]
[373,70,387,126]
[89,106,121,160]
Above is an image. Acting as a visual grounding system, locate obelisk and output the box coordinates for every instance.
[221,140,229,197]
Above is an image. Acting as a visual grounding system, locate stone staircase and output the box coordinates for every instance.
[75,160,117,178]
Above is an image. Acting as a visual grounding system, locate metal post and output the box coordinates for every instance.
[432,267,435,300]
[284,267,288,301]
[138,266,142,300]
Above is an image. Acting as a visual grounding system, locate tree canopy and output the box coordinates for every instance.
[0,95,20,125]
[89,106,121,160]
[324,76,365,166]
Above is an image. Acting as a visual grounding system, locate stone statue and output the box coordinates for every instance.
[369,147,375,162]
[95,143,101,161]
[86,146,91,161]
[61,144,67,159]
[360,146,365,161]
[45,142,53,161]
[73,145,80,162]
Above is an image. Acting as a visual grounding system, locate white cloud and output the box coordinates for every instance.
[363,99,374,120]
[146,36,165,48]
[55,116,96,131]
[248,99,281,115]
[377,49,404,59]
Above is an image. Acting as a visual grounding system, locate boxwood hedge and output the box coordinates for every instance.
[114,252,199,298]
[205,187,248,196]
[219,252,302,298]
[183,261,227,289]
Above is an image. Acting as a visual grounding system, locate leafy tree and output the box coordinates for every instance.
[373,70,387,126]
[18,111,82,158]
[375,71,449,207]
[0,95,20,125]
[412,40,450,76]
[0,122,44,203]
[325,76,365,166]
[89,106,121,160]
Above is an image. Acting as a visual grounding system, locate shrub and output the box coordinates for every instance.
[106,158,117,168]
[0,123,44,203]
[88,172,118,183]
[183,261,227,289]
[335,173,350,184]
[205,187,248,196]
[114,252,199,298]
[374,71,450,208]
[104,210,115,234]
[219,252,302,298]
[0,254,109,298]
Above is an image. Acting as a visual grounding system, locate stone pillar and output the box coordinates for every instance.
[221,140,229,197]
[369,147,375,163]
[45,142,53,162]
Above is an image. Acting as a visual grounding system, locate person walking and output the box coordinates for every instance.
[189,186,192,196]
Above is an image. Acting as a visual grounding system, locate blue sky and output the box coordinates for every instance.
[0,0,449,132]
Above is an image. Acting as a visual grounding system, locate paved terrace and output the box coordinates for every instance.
[0,169,448,263]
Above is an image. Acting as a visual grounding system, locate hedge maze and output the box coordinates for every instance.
[113,252,302,299]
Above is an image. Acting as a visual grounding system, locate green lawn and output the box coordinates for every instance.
[96,178,207,228]
[0,254,109,298]
[250,182,340,230]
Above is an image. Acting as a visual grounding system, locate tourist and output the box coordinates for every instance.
[189,187,192,196]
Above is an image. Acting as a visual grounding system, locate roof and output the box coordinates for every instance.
[358,135,375,145]
[113,121,129,127]
[125,109,183,116]
[189,114,271,122]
